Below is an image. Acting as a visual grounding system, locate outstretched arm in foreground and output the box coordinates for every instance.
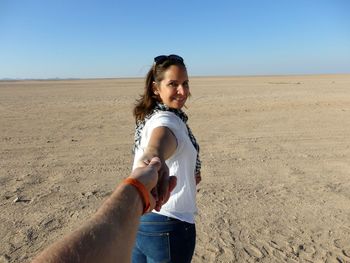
[32,157,176,263]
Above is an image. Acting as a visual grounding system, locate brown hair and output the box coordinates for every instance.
[133,58,187,122]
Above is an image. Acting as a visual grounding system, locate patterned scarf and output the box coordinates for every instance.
[133,103,201,173]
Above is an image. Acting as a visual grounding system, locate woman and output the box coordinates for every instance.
[131,54,201,263]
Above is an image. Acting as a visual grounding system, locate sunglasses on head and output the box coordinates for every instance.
[154,54,184,65]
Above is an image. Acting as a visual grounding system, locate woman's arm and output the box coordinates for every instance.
[137,126,177,162]
[135,126,177,210]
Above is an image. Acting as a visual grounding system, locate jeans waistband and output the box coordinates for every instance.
[140,212,182,223]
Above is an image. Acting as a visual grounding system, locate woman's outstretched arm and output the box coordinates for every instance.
[135,126,177,210]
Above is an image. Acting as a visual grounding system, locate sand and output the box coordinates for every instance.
[1,75,350,262]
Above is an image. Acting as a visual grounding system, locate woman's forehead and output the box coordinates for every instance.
[162,65,188,80]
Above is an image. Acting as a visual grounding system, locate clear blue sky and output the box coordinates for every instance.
[1,0,349,79]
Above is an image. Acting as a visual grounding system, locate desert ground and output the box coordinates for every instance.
[1,75,350,263]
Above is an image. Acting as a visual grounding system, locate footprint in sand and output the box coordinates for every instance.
[243,245,263,259]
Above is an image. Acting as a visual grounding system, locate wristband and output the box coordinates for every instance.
[123,178,150,214]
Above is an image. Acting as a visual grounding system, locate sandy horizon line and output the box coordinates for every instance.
[1,72,350,82]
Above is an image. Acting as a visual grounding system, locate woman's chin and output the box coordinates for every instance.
[173,100,186,109]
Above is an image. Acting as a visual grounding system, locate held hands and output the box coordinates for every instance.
[131,157,177,212]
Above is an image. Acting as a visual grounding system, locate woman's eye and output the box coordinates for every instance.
[168,82,177,87]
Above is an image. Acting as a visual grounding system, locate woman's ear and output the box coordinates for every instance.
[152,81,159,95]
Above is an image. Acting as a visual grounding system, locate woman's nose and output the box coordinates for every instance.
[177,85,186,95]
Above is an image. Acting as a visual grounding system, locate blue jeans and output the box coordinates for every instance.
[132,213,196,263]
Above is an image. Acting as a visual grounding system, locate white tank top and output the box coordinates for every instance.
[132,111,198,223]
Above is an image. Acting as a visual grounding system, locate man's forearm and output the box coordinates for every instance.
[32,184,143,263]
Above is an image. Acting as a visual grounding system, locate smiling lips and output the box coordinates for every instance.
[173,96,186,103]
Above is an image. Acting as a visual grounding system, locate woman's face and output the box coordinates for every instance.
[153,65,189,109]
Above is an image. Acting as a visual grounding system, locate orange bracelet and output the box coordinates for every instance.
[123,178,150,214]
